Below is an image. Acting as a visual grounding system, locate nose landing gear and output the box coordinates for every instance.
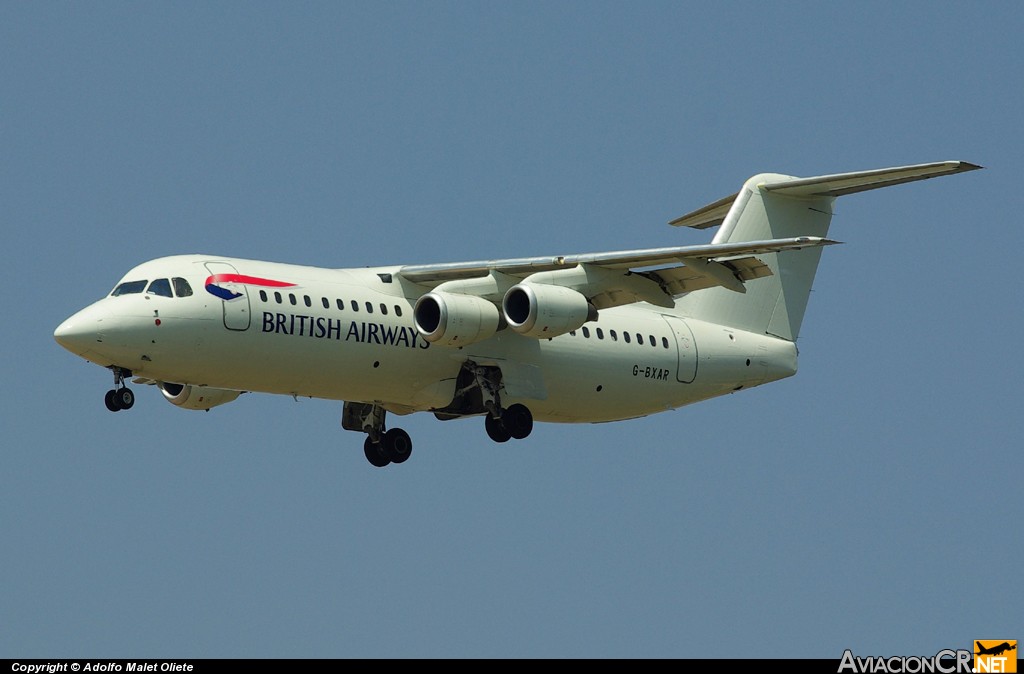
[104,367,135,412]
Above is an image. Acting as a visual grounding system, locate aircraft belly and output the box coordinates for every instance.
[471,329,693,423]
[529,358,681,422]
[152,318,459,408]
[470,314,796,424]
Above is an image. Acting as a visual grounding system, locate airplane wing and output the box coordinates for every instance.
[398,236,836,309]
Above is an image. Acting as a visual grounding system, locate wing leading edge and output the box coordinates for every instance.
[397,236,835,309]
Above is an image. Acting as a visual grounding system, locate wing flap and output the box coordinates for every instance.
[643,256,773,296]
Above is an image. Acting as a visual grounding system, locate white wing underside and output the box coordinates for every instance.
[398,236,836,309]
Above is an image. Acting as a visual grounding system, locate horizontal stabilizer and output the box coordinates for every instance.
[668,193,737,229]
[760,160,982,197]
[670,161,982,228]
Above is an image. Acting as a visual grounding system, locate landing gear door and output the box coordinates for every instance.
[204,261,251,331]
[662,316,697,384]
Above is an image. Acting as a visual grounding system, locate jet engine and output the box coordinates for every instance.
[502,283,596,338]
[159,382,242,411]
[413,291,501,347]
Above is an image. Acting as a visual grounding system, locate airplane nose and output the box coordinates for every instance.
[54,305,107,356]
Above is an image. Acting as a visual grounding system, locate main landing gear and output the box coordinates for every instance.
[470,363,534,444]
[342,402,412,468]
[484,403,534,443]
[363,429,412,468]
[104,367,135,412]
[341,361,536,467]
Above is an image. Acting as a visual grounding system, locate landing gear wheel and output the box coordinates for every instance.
[363,436,391,467]
[503,403,533,440]
[382,428,412,464]
[485,414,511,443]
[105,389,121,412]
[115,387,135,410]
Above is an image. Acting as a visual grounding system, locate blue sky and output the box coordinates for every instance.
[2,2,1019,659]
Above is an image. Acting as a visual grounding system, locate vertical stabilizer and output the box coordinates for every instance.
[672,161,981,341]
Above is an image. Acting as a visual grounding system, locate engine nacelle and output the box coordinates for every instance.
[159,382,241,411]
[413,291,501,347]
[502,283,596,338]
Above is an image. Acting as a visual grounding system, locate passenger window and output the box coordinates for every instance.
[610,330,618,341]
[289,294,297,306]
[582,327,590,338]
[596,328,604,340]
[623,332,631,343]
[304,295,311,307]
[649,335,656,347]
[662,337,669,349]
[365,302,373,313]
[351,300,358,311]
[172,278,193,297]
[147,278,173,297]
[394,305,403,317]
[380,303,388,315]
[259,290,268,302]
[322,297,329,309]
[112,280,147,296]
[274,291,282,304]
[337,299,344,310]
[636,333,643,345]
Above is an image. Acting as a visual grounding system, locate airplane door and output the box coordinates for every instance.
[662,316,697,383]
[204,262,251,331]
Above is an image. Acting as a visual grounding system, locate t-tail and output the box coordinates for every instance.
[671,161,982,341]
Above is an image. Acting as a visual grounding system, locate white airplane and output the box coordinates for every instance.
[54,161,980,467]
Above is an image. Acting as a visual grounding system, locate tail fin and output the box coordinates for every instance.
[673,161,981,341]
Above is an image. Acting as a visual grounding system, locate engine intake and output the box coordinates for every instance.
[502,283,596,338]
[159,382,241,411]
[413,291,501,347]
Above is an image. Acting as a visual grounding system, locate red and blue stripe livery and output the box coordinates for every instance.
[204,274,295,301]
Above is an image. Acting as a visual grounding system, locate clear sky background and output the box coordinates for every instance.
[2,2,1019,659]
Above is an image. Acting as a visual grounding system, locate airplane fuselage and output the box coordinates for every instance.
[56,254,797,424]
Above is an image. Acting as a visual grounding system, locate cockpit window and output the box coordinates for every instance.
[111,280,147,296]
[147,278,173,297]
[173,277,193,297]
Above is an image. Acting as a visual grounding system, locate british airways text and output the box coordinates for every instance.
[262,312,429,349]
